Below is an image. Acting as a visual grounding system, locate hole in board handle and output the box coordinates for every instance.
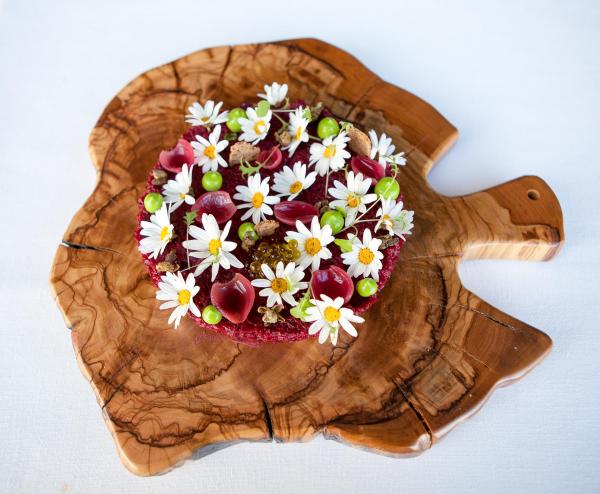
[527,189,540,200]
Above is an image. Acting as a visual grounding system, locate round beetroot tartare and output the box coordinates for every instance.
[136,83,414,346]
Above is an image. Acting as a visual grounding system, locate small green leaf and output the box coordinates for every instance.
[184,211,197,226]
[302,107,312,121]
[224,132,238,141]
[340,121,353,132]
[239,158,262,177]
[256,100,271,117]
[334,238,354,253]
[290,291,313,321]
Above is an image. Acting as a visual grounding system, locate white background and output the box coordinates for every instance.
[1,0,599,492]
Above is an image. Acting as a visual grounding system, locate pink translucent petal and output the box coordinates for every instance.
[210,274,255,324]
[274,201,318,226]
[350,155,385,185]
[191,191,236,224]
[257,146,283,170]
[311,265,354,304]
[159,139,195,173]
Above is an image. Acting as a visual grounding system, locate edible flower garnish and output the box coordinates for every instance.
[272,161,316,200]
[309,131,351,176]
[182,213,242,281]
[186,100,229,127]
[156,271,201,328]
[162,164,195,212]
[328,171,378,226]
[139,203,174,259]
[234,173,280,224]
[285,216,334,271]
[191,125,229,172]
[283,107,309,157]
[238,107,272,145]
[341,228,384,281]
[305,294,364,345]
[257,82,288,107]
[251,261,308,307]
[375,198,414,240]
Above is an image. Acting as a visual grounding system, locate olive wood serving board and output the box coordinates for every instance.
[49,38,564,475]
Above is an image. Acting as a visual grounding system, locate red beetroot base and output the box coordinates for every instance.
[136,106,404,345]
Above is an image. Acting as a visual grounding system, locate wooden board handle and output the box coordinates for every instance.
[457,176,564,261]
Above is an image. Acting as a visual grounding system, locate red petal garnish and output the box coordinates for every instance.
[257,146,283,170]
[311,266,354,304]
[159,139,195,173]
[350,155,385,184]
[210,274,255,324]
[274,201,318,226]
[191,191,236,224]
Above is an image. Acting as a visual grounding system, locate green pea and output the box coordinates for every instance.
[202,305,222,325]
[357,278,378,297]
[201,171,223,191]
[226,107,247,133]
[238,222,258,241]
[320,210,344,234]
[317,117,340,139]
[143,192,163,213]
[374,177,400,200]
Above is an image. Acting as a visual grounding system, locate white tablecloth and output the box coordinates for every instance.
[1,0,598,492]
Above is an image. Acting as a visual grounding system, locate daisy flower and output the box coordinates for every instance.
[257,82,288,107]
[139,203,174,259]
[182,213,243,281]
[186,100,229,127]
[341,228,384,281]
[283,107,309,157]
[285,216,334,271]
[375,198,414,240]
[272,161,317,200]
[309,131,351,176]
[368,130,406,167]
[328,171,378,227]
[233,173,280,224]
[238,107,272,145]
[251,261,308,307]
[305,294,364,345]
[191,125,229,172]
[155,271,201,328]
[162,163,195,212]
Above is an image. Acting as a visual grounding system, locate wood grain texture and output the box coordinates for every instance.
[49,38,564,475]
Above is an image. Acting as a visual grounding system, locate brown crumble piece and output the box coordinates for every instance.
[229,142,260,165]
[255,220,279,237]
[156,261,180,272]
[347,126,372,156]
[258,304,285,325]
[152,169,168,186]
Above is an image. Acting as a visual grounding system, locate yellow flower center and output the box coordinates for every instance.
[208,238,222,256]
[270,277,289,294]
[323,144,337,158]
[346,194,360,208]
[179,192,187,199]
[160,226,171,241]
[178,289,191,305]
[358,247,375,265]
[252,192,264,208]
[253,120,265,135]
[305,237,322,256]
[289,181,303,194]
[204,145,216,159]
[201,116,210,122]
[295,126,303,141]
[324,306,341,323]
[382,214,391,222]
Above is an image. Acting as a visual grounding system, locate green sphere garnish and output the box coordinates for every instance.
[226,107,247,133]
[317,117,340,139]
[201,171,223,191]
[374,177,400,200]
[357,278,378,297]
[238,222,258,241]
[143,192,163,213]
[320,210,344,234]
[202,305,222,325]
